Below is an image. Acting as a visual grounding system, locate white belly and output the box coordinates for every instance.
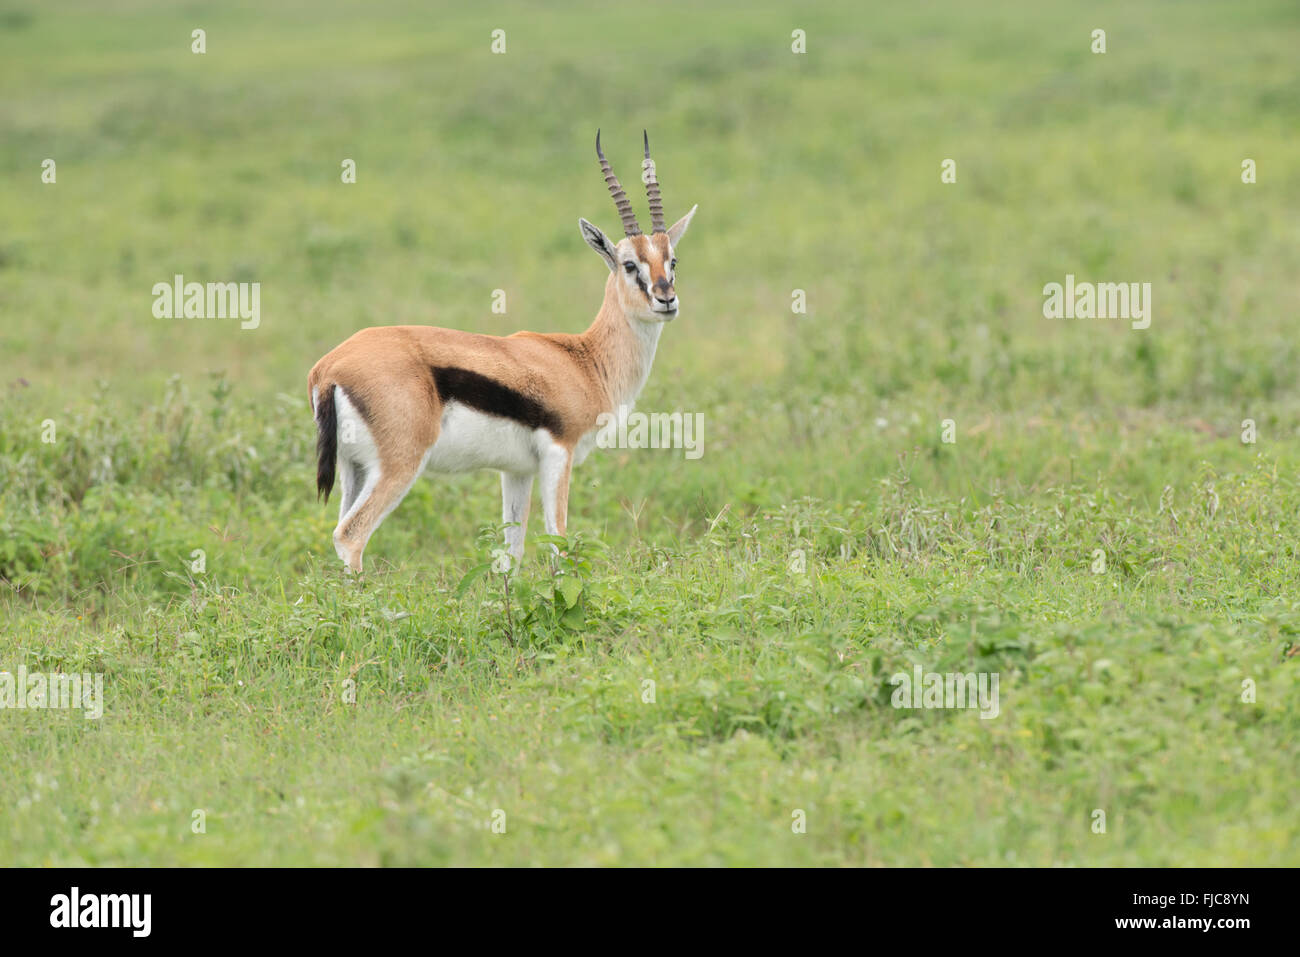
[424,402,542,475]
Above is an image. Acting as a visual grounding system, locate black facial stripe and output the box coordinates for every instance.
[431,366,563,436]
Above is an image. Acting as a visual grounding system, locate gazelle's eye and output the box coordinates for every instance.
[622,261,637,273]
[670,259,677,270]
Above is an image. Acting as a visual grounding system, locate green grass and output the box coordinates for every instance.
[2,0,1298,865]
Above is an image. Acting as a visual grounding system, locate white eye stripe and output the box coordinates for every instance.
[621,258,675,284]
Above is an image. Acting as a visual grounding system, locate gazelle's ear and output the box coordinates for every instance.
[666,204,697,246]
[579,218,618,272]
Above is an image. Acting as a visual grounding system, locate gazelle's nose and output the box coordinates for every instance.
[652,291,679,315]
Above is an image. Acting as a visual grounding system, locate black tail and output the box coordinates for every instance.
[315,386,337,503]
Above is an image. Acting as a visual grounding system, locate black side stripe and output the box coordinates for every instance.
[431,366,563,436]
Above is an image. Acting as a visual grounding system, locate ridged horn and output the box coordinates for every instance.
[643,130,665,233]
[596,129,641,238]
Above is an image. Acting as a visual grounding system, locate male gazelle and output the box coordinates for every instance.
[309,132,697,572]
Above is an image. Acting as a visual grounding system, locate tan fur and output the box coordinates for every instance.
[309,262,666,444]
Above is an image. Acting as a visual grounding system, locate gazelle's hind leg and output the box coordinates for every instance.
[333,463,424,573]
[329,385,433,574]
[338,460,366,523]
[539,442,573,542]
[501,472,533,567]
[334,458,375,567]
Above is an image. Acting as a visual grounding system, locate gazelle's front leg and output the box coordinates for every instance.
[501,471,533,565]
[539,443,573,540]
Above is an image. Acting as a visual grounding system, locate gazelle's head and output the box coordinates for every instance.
[579,131,697,323]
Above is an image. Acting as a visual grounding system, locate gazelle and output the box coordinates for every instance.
[309,131,697,573]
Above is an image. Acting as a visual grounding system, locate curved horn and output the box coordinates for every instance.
[596,129,641,238]
[643,130,665,234]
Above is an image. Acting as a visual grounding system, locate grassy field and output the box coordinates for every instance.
[2,0,1298,865]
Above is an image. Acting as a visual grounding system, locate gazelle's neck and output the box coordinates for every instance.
[581,273,664,411]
